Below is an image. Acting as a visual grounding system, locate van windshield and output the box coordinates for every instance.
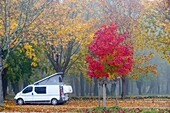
[22,86,33,94]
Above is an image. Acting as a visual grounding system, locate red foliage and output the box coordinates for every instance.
[86,22,133,78]
[86,55,109,78]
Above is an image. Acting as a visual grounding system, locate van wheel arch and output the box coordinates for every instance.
[51,98,58,105]
[17,98,24,105]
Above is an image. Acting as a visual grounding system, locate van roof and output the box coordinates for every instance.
[34,72,63,85]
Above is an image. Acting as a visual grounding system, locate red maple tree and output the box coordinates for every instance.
[86,22,133,79]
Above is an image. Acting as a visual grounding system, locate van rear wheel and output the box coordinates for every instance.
[51,98,58,105]
[17,98,24,105]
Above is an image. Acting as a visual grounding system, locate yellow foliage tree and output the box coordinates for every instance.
[137,0,170,63]
[0,0,48,106]
[31,0,99,77]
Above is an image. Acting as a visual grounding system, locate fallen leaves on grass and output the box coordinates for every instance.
[1,98,170,112]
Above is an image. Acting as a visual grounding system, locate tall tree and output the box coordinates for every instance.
[99,0,158,99]
[33,0,98,77]
[0,0,48,106]
[5,42,40,95]
[138,0,170,62]
[86,22,133,107]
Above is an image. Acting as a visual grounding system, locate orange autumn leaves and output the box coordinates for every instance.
[1,98,170,112]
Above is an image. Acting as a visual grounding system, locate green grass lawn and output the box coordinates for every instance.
[84,106,170,113]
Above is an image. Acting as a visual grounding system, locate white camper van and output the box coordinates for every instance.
[14,72,73,105]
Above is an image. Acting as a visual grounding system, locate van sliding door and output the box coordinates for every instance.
[33,86,48,103]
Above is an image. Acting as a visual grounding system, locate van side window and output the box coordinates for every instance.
[23,86,33,94]
[35,87,46,94]
[59,77,62,83]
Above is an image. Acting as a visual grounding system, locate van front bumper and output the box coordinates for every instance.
[14,99,17,104]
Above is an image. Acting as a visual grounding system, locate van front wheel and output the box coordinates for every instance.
[17,98,24,105]
[51,98,58,105]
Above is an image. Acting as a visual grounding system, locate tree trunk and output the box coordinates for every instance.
[147,82,154,94]
[131,79,134,94]
[115,79,119,106]
[121,76,126,100]
[23,74,29,88]
[125,77,129,95]
[157,80,160,94]
[86,80,89,96]
[106,85,110,96]
[0,73,3,107]
[119,79,121,96]
[103,82,106,107]
[136,80,142,95]
[55,53,60,73]
[80,73,84,96]
[12,83,19,95]
[103,77,107,107]
[89,82,92,96]
[2,68,8,99]
[0,55,4,106]
[166,81,169,94]
[98,79,100,107]
[70,76,73,94]
[7,82,13,95]
[111,84,116,96]
[94,78,98,96]
[75,76,79,96]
